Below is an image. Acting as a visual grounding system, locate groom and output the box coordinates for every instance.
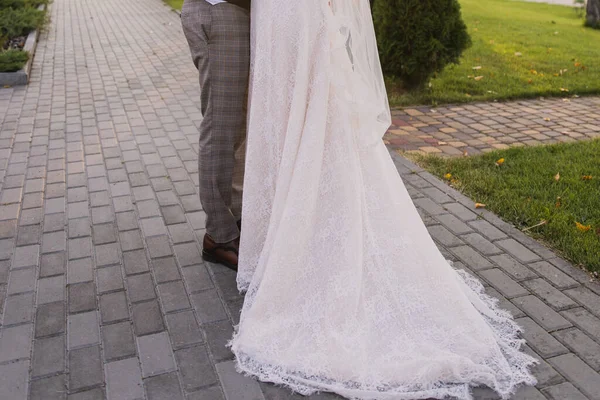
[181,0,251,271]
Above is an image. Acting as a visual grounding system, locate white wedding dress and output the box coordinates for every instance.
[230,1,537,399]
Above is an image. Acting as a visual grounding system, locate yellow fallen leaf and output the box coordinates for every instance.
[515,52,522,57]
[472,66,482,70]
[554,172,560,181]
[474,76,484,81]
[495,158,505,166]
[530,70,538,75]
[582,175,593,180]
[444,173,452,180]
[555,196,561,208]
[575,222,591,232]
[544,117,551,122]
[475,203,486,209]
[560,88,569,92]
[463,150,469,157]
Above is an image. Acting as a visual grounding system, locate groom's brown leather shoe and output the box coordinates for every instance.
[202,234,239,272]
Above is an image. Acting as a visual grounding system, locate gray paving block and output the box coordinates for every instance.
[165,224,194,246]
[119,230,144,252]
[186,387,225,400]
[523,279,578,311]
[548,258,591,285]
[521,345,564,389]
[3,292,35,325]
[69,237,93,260]
[32,335,65,377]
[512,386,547,400]
[435,214,473,235]
[144,372,185,400]
[191,289,228,324]
[158,281,191,313]
[69,345,104,391]
[137,332,177,378]
[489,254,537,281]
[513,295,572,332]
[561,308,600,340]
[479,269,529,299]
[152,257,182,283]
[0,259,9,284]
[426,225,464,247]
[548,353,600,400]
[449,246,492,271]
[93,223,117,245]
[443,202,479,221]
[127,273,156,303]
[105,358,145,400]
[68,311,100,349]
[30,374,67,400]
[117,211,139,231]
[12,244,39,268]
[68,281,96,313]
[204,320,235,362]
[541,382,589,400]
[36,302,66,337]
[527,261,579,290]
[174,243,202,267]
[216,360,265,400]
[141,217,167,237]
[553,328,600,371]
[0,323,33,363]
[7,267,37,295]
[166,310,204,349]
[41,251,67,277]
[102,322,136,362]
[67,388,106,400]
[161,205,186,225]
[95,243,120,266]
[175,345,218,391]
[100,291,129,323]
[459,232,502,256]
[516,317,568,359]
[565,287,600,318]
[213,272,243,303]
[68,257,93,284]
[97,265,124,293]
[181,264,213,292]
[0,360,30,400]
[17,224,42,246]
[147,235,173,258]
[38,275,65,304]
[123,249,149,275]
[495,239,541,263]
[468,219,507,241]
[132,300,165,336]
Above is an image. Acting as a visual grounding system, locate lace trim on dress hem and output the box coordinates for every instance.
[229,267,538,400]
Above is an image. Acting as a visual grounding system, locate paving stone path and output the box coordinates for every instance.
[0,0,599,399]
[384,98,600,157]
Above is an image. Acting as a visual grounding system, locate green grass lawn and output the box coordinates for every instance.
[164,0,183,10]
[411,140,600,273]
[388,0,600,106]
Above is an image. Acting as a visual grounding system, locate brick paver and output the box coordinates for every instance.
[385,98,600,157]
[0,0,599,399]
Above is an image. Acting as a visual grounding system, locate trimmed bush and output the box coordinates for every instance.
[0,48,28,72]
[372,0,471,89]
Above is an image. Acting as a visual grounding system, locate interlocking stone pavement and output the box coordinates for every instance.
[0,0,599,399]
[384,99,600,157]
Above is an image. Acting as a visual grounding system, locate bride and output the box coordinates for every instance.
[229,1,537,399]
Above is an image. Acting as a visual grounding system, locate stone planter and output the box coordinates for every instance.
[0,4,46,86]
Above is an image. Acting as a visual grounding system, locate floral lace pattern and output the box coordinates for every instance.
[231,2,537,399]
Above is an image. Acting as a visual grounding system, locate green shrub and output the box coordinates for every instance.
[0,48,28,72]
[0,6,44,39]
[0,0,48,9]
[372,0,471,89]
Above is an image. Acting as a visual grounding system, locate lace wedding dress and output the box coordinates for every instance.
[230,1,537,399]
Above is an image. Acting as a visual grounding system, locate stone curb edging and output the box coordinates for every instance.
[0,4,46,86]
[389,149,600,291]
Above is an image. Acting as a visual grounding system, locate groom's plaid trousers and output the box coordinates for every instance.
[181,0,250,243]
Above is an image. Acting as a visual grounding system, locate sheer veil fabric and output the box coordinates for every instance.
[230,1,537,399]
